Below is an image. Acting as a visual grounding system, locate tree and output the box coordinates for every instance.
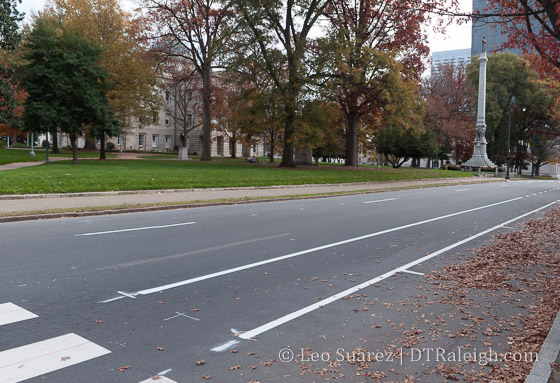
[23,21,111,164]
[423,63,475,164]
[44,0,159,157]
[375,126,436,168]
[233,0,330,167]
[162,63,202,154]
[140,0,234,161]
[484,0,560,71]
[0,0,23,50]
[318,0,438,166]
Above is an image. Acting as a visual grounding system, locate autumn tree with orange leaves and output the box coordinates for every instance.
[317,0,457,166]
[140,0,234,161]
[423,63,475,164]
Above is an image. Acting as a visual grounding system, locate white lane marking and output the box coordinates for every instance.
[0,303,38,326]
[500,185,508,187]
[101,197,523,302]
[533,193,537,196]
[455,188,470,192]
[98,233,291,271]
[164,312,200,321]
[363,198,398,204]
[0,333,110,383]
[526,195,531,197]
[251,214,258,216]
[140,376,177,383]
[236,200,557,342]
[211,340,240,352]
[401,269,425,276]
[117,291,136,299]
[75,222,197,237]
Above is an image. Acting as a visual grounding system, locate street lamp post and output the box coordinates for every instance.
[506,98,512,180]
[531,123,536,178]
[262,131,267,166]
[45,131,49,164]
[29,132,35,157]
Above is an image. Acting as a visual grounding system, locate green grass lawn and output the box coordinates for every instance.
[0,157,473,194]
[0,148,115,165]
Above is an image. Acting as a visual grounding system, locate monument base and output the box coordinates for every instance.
[463,155,496,169]
[178,147,189,160]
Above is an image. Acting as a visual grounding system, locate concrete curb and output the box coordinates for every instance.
[0,191,381,223]
[0,177,501,200]
[525,308,560,383]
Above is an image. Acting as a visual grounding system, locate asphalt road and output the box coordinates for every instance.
[1,180,559,383]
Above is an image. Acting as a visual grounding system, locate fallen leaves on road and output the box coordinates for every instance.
[117,366,131,372]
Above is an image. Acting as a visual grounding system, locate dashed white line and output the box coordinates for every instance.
[233,200,557,343]
[75,222,197,237]
[101,197,523,303]
[0,303,38,326]
[455,188,470,192]
[363,198,398,204]
[0,333,110,383]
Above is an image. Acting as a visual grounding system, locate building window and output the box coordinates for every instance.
[165,91,170,101]
[152,112,158,124]
[139,134,145,147]
[165,135,171,149]
[165,116,170,126]
[152,134,158,148]
[187,113,192,126]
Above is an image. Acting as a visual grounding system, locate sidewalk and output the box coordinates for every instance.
[0,177,503,220]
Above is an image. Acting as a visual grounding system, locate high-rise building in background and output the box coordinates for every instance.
[431,48,472,75]
[471,0,522,56]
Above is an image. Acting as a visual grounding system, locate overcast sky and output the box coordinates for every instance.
[19,0,472,54]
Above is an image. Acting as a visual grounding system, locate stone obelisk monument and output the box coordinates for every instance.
[464,37,496,169]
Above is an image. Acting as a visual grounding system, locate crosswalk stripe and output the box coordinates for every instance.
[139,376,178,383]
[0,303,38,326]
[0,333,111,383]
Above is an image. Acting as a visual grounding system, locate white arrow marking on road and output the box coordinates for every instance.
[75,222,197,237]
[101,197,523,303]
[234,200,557,342]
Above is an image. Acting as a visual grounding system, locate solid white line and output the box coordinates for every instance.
[401,269,425,276]
[139,377,177,383]
[236,200,557,341]
[101,197,523,301]
[363,198,398,204]
[0,303,38,326]
[455,188,470,192]
[0,333,110,383]
[75,222,197,237]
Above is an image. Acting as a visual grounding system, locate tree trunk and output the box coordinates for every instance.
[200,64,212,161]
[230,138,237,158]
[269,135,275,163]
[69,131,78,164]
[99,134,106,160]
[345,111,358,166]
[280,112,295,167]
[51,129,60,154]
